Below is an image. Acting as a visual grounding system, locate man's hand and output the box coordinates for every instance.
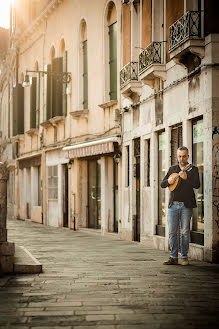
[168,176,175,185]
[179,171,187,180]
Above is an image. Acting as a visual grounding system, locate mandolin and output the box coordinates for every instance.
[168,163,192,192]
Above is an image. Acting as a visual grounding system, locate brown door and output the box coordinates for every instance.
[63,164,68,227]
[88,159,101,229]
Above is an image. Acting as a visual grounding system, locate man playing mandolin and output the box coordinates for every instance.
[161,146,200,265]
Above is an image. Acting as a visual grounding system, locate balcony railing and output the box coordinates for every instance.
[120,61,138,88]
[139,42,162,75]
[169,11,201,52]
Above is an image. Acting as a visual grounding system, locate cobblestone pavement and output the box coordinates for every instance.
[1,218,219,329]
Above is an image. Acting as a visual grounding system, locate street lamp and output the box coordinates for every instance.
[22,70,72,87]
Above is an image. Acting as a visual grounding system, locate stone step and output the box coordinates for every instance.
[13,245,42,274]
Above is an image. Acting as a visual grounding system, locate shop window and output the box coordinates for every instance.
[191,118,204,245]
[144,139,150,187]
[48,166,58,200]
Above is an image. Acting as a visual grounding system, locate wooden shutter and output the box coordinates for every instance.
[52,57,63,117]
[13,84,24,136]
[30,77,37,128]
[62,51,67,116]
[46,64,52,120]
[83,41,88,109]
[109,22,117,100]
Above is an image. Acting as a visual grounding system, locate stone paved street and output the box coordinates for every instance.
[1,218,219,329]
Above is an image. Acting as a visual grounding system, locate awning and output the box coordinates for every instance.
[63,136,121,159]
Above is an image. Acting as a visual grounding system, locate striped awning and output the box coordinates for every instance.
[63,136,121,159]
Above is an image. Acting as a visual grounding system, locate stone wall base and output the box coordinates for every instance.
[0,241,15,274]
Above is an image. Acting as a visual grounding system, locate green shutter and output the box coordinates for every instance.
[83,40,88,109]
[109,22,117,100]
[46,64,52,120]
[30,77,37,128]
[13,84,24,136]
[62,51,67,116]
[52,57,63,117]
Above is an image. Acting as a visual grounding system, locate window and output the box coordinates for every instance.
[79,19,88,109]
[144,139,150,187]
[48,166,58,200]
[46,51,68,119]
[171,123,182,165]
[109,22,117,100]
[13,84,24,136]
[32,166,42,206]
[83,40,88,109]
[191,118,204,245]
[157,131,166,236]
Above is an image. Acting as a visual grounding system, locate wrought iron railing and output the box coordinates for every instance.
[169,11,201,52]
[120,61,138,88]
[139,42,162,75]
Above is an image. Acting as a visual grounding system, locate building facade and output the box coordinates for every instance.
[0,0,219,262]
[120,0,219,262]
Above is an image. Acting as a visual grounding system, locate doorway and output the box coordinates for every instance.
[134,138,140,242]
[113,159,119,232]
[63,164,68,227]
[88,159,101,229]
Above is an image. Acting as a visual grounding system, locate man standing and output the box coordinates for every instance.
[161,146,200,265]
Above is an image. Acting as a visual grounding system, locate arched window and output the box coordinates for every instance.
[79,19,88,109]
[46,42,67,119]
[104,1,117,101]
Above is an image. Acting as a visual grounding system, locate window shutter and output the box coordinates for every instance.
[109,22,117,101]
[13,87,17,136]
[30,77,37,128]
[46,64,52,120]
[52,57,63,117]
[83,41,88,109]
[62,51,67,116]
[13,84,24,135]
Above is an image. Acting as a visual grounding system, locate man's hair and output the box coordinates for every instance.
[177,146,189,153]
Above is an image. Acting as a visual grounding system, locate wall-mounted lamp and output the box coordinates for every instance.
[67,160,73,169]
[22,74,31,87]
[22,70,72,88]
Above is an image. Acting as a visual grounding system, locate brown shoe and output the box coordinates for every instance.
[181,258,189,266]
[163,257,178,265]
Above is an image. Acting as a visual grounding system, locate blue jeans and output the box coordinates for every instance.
[167,201,193,259]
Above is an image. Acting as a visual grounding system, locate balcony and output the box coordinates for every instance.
[138,42,166,88]
[169,11,204,61]
[120,61,141,99]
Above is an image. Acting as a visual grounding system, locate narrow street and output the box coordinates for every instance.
[1,218,219,329]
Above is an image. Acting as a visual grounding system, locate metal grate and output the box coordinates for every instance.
[139,42,162,75]
[169,11,201,52]
[120,61,138,88]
